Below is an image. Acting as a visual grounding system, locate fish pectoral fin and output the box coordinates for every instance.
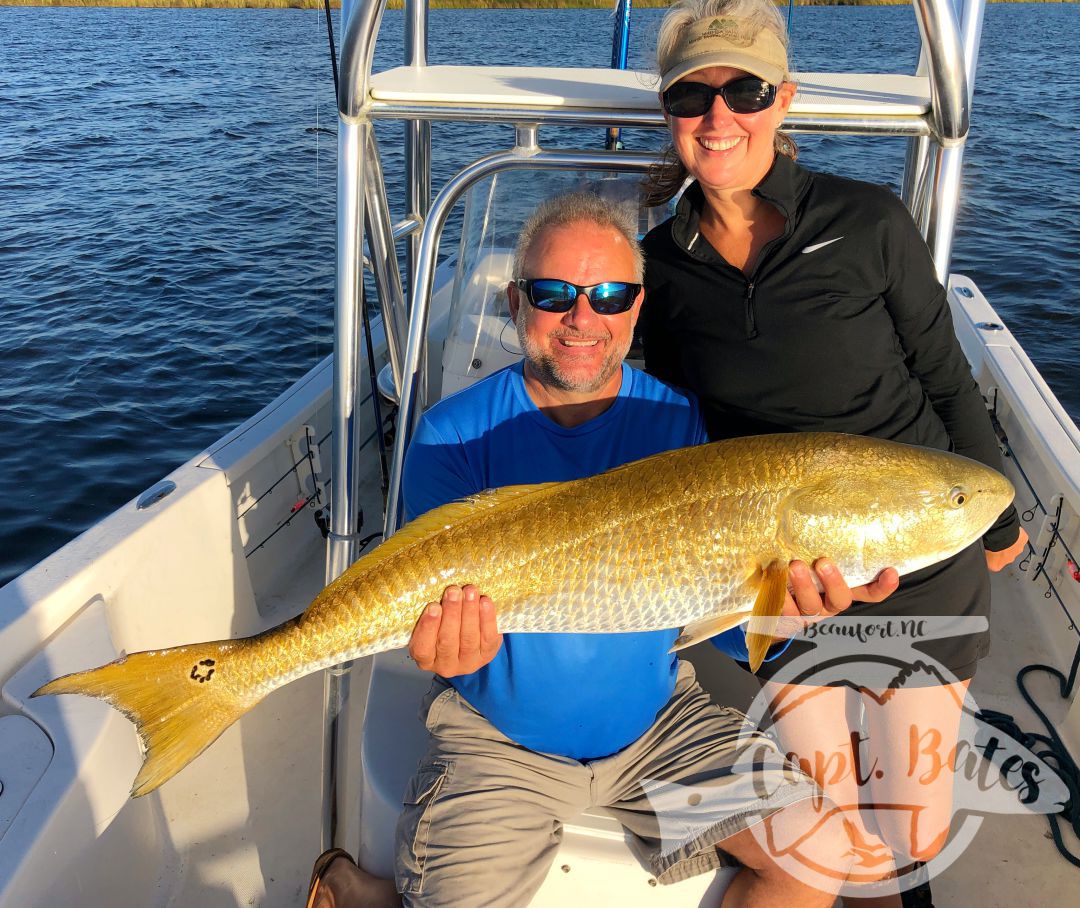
[669,612,750,653]
[746,560,789,673]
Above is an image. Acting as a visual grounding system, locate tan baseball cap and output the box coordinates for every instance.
[660,17,788,92]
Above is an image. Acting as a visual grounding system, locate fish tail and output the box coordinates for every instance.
[32,639,257,797]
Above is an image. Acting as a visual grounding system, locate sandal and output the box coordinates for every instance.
[306,847,357,908]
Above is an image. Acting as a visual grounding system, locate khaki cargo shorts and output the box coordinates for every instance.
[394,660,817,908]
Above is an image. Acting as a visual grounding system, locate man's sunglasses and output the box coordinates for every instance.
[662,77,777,118]
[514,278,641,315]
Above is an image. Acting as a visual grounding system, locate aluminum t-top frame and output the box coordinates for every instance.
[322,0,987,851]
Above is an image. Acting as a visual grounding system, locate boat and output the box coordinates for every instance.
[1,1,1077,905]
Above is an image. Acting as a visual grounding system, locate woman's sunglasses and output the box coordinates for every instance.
[515,278,641,315]
[662,76,777,118]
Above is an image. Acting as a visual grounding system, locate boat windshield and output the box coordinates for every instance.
[442,169,669,396]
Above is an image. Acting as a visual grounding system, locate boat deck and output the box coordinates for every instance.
[934,570,1077,905]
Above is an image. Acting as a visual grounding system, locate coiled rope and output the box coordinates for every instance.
[976,637,1080,868]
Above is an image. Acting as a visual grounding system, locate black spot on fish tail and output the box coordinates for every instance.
[190,659,217,683]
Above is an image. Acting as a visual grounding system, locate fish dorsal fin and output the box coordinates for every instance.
[335,482,560,584]
[747,560,789,672]
[669,611,750,653]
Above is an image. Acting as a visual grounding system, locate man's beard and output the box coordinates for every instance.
[516,315,628,394]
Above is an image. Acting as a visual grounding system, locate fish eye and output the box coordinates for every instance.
[948,486,969,508]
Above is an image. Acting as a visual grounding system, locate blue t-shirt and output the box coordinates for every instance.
[403,362,759,760]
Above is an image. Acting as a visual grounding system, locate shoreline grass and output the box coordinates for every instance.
[3,0,1071,9]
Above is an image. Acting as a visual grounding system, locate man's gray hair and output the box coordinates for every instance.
[513,192,645,282]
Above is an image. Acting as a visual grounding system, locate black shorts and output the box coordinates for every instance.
[747,542,991,688]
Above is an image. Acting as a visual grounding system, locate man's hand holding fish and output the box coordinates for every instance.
[409,583,502,677]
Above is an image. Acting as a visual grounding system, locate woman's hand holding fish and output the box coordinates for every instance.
[777,560,900,637]
[409,584,503,677]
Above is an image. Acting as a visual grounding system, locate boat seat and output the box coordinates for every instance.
[369,66,931,127]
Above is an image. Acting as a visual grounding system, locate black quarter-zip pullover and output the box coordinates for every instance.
[641,154,1020,552]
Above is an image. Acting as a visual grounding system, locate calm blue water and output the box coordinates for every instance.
[1,5,1077,587]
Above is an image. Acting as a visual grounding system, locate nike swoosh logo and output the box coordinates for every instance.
[801,236,844,254]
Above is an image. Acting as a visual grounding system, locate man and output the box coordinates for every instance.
[309,193,897,907]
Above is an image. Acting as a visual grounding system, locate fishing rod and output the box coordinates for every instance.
[605,0,632,151]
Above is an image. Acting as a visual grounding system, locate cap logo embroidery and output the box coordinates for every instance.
[690,17,755,48]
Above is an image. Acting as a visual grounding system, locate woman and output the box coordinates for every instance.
[639,0,1028,903]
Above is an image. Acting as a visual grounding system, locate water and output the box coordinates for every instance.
[1,5,1076,587]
